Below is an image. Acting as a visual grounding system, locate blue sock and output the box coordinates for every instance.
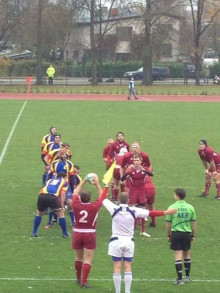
[32,215,42,235]
[42,174,47,186]
[48,211,54,225]
[69,210,74,226]
[59,217,68,236]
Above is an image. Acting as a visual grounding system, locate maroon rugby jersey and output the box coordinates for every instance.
[121,151,151,169]
[72,187,108,231]
[108,141,130,160]
[198,146,220,165]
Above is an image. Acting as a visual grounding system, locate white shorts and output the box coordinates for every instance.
[108,236,134,258]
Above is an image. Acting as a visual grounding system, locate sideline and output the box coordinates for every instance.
[0,101,27,165]
[0,277,219,283]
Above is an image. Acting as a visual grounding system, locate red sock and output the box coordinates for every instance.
[140,218,145,233]
[216,183,220,196]
[111,182,114,197]
[151,216,156,225]
[81,263,91,286]
[205,182,211,194]
[114,189,119,201]
[120,183,125,192]
[75,260,82,282]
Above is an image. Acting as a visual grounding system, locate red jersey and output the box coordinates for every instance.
[198,146,220,165]
[72,187,108,232]
[103,145,113,168]
[121,151,151,169]
[126,167,148,187]
[108,141,130,161]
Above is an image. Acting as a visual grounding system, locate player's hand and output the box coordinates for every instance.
[167,236,171,242]
[91,176,99,185]
[191,235,195,242]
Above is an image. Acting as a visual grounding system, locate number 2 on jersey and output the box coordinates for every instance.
[79,210,88,223]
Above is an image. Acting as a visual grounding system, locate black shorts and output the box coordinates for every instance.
[170,231,191,251]
[37,193,62,212]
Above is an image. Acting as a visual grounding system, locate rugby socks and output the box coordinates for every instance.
[215,183,220,196]
[124,272,132,293]
[75,260,82,282]
[48,211,54,225]
[42,174,47,186]
[69,210,74,226]
[175,260,183,280]
[204,181,211,194]
[114,189,119,201]
[81,263,91,286]
[32,215,42,235]
[59,217,68,235]
[140,218,146,233]
[184,259,191,277]
[113,273,121,293]
[120,183,125,192]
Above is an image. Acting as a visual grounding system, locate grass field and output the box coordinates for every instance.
[0,99,220,293]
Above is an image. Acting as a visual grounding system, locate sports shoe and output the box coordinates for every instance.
[63,232,70,238]
[76,279,81,285]
[149,222,156,227]
[44,224,52,229]
[127,97,131,100]
[183,276,192,283]
[173,279,184,286]
[81,283,92,288]
[198,192,208,198]
[135,97,139,100]
[213,195,220,200]
[140,232,151,237]
[30,234,37,237]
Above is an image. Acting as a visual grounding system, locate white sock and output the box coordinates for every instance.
[124,272,132,293]
[113,273,121,293]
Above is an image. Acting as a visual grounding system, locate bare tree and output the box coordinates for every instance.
[0,0,23,51]
[125,0,182,85]
[36,0,49,85]
[188,0,220,85]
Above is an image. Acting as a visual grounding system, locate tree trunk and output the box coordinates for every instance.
[90,0,98,85]
[36,0,44,85]
[142,0,152,86]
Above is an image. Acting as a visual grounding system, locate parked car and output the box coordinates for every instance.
[123,66,170,80]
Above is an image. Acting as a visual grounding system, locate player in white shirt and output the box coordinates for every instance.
[102,192,176,293]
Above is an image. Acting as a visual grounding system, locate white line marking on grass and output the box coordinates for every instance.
[0,101,27,166]
[0,277,220,283]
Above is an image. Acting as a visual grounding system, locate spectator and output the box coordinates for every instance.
[203,66,210,84]
[213,74,220,84]
[47,64,55,85]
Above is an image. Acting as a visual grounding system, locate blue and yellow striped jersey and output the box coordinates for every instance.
[40,177,68,196]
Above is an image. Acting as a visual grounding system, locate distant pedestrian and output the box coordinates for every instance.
[47,64,55,85]
[127,77,138,100]
[203,66,210,85]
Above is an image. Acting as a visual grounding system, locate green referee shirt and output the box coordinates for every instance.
[166,200,196,232]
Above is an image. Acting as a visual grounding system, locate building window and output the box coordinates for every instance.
[116,27,132,41]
